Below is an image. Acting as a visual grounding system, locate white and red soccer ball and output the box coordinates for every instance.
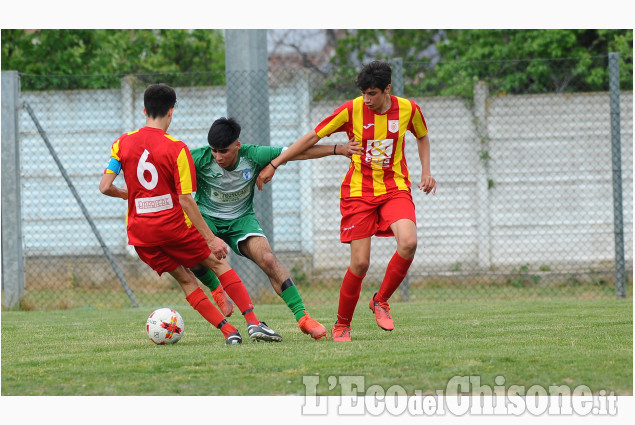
[146,308,184,345]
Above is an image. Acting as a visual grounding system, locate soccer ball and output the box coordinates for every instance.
[146,308,184,345]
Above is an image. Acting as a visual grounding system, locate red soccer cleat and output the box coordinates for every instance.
[369,293,394,331]
[211,286,235,317]
[331,323,352,342]
[297,311,327,340]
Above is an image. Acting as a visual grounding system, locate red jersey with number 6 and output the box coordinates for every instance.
[105,126,196,246]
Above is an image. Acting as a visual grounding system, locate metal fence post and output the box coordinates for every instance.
[389,58,410,301]
[1,70,25,308]
[391,57,404,97]
[474,80,492,270]
[608,52,626,298]
[224,29,272,291]
[121,75,136,134]
[24,102,139,308]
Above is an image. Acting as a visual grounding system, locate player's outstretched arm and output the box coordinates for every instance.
[256,131,321,191]
[290,137,362,161]
[99,172,128,199]
[178,194,228,260]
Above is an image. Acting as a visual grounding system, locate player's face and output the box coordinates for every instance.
[361,85,390,112]
[211,140,241,169]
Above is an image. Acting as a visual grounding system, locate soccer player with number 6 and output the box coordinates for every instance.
[99,83,281,344]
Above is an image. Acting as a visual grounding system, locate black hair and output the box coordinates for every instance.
[143,84,177,118]
[355,60,392,92]
[208,117,241,149]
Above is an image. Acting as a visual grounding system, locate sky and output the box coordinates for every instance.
[1,0,633,29]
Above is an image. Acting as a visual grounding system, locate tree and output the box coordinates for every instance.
[316,29,442,99]
[424,29,633,97]
[1,29,226,90]
[318,29,633,99]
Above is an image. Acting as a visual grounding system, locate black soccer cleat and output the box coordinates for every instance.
[225,332,242,345]
[247,322,283,342]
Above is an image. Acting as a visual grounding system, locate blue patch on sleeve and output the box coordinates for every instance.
[106,158,122,174]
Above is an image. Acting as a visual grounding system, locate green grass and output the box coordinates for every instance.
[9,281,628,311]
[1,299,632,396]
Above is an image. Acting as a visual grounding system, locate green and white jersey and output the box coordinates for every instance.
[191,144,284,220]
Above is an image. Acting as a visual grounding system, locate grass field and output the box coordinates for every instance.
[1,298,632,397]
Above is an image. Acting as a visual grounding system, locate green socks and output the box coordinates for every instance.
[280,279,306,321]
[196,271,306,322]
[193,268,221,291]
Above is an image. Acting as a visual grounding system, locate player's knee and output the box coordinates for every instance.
[200,254,223,271]
[259,251,280,273]
[398,237,418,257]
[350,259,370,276]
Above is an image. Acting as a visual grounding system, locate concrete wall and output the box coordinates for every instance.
[309,91,633,276]
[16,80,633,278]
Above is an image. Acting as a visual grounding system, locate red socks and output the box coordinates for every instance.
[376,251,413,303]
[219,269,259,325]
[336,268,365,326]
[186,287,236,338]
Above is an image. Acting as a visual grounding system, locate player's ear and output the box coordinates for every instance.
[384,84,392,94]
[235,140,241,149]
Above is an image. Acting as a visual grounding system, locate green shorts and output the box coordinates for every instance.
[201,212,266,256]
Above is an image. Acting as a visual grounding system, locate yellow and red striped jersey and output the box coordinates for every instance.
[106,127,196,246]
[315,95,428,198]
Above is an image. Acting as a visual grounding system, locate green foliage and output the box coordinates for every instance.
[425,29,633,97]
[1,29,226,90]
[291,265,310,287]
[323,29,633,99]
[317,29,440,100]
[331,29,440,65]
[507,264,542,288]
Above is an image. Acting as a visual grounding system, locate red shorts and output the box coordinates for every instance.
[339,190,416,243]
[134,226,211,275]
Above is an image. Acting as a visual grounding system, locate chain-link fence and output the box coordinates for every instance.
[2,55,632,310]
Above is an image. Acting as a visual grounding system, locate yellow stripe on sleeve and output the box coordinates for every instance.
[176,148,194,194]
[316,109,349,138]
[411,106,428,138]
[110,139,121,161]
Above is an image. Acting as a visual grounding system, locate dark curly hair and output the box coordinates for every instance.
[355,61,392,91]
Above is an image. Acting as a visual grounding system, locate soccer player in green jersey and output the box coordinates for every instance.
[191,117,360,340]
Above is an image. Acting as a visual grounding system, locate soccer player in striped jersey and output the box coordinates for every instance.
[257,61,437,342]
[99,83,280,344]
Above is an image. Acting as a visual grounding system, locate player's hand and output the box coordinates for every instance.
[418,175,437,195]
[256,165,275,191]
[342,137,362,158]
[209,236,229,260]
